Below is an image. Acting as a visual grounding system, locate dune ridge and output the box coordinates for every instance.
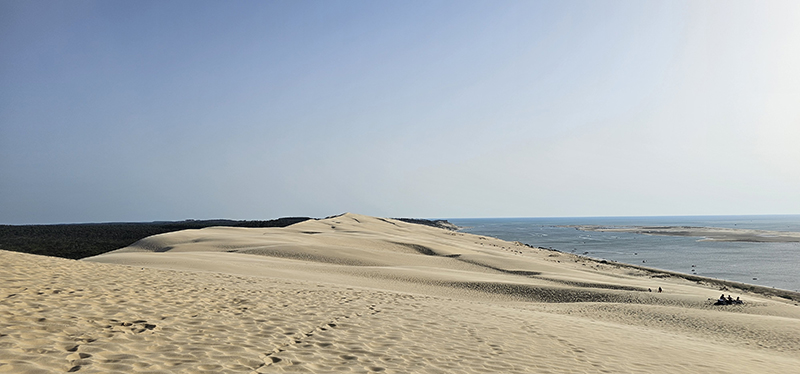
[2,213,799,373]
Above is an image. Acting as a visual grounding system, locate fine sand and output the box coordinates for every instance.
[570,225,800,242]
[2,213,799,373]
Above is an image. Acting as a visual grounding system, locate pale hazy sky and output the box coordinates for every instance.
[2,0,799,224]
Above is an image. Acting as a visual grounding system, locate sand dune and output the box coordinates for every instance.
[2,213,799,373]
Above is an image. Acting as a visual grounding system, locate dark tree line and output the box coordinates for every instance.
[0,217,311,260]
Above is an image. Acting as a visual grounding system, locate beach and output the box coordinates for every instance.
[2,213,799,373]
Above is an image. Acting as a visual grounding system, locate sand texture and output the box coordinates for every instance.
[2,213,799,373]
[570,225,800,242]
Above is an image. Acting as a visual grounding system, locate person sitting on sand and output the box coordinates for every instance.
[727,295,734,303]
[658,287,662,293]
[735,296,743,304]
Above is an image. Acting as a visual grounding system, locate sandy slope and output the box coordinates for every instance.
[2,213,799,373]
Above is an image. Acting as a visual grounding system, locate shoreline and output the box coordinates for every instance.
[455,219,800,293]
[553,248,800,302]
[507,234,800,302]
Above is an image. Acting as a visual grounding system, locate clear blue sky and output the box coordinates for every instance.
[2,0,799,224]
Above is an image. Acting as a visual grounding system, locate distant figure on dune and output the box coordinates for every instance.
[658,287,662,293]
[714,294,743,305]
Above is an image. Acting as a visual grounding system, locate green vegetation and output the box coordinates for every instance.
[0,218,311,260]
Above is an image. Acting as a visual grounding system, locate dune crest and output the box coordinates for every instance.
[2,213,798,373]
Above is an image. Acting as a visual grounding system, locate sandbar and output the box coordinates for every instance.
[570,225,800,242]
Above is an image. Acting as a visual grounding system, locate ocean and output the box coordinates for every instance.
[449,215,800,293]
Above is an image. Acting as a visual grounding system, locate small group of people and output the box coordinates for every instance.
[714,294,743,305]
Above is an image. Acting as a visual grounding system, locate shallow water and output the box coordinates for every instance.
[449,215,800,292]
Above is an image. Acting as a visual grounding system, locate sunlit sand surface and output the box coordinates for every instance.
[2,213,799,373]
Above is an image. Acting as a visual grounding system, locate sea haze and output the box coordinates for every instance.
[449,215,800,293]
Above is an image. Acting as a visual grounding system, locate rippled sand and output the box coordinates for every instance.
[2,213,799,373]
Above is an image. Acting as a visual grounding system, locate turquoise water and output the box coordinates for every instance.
[449,215,800,292]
